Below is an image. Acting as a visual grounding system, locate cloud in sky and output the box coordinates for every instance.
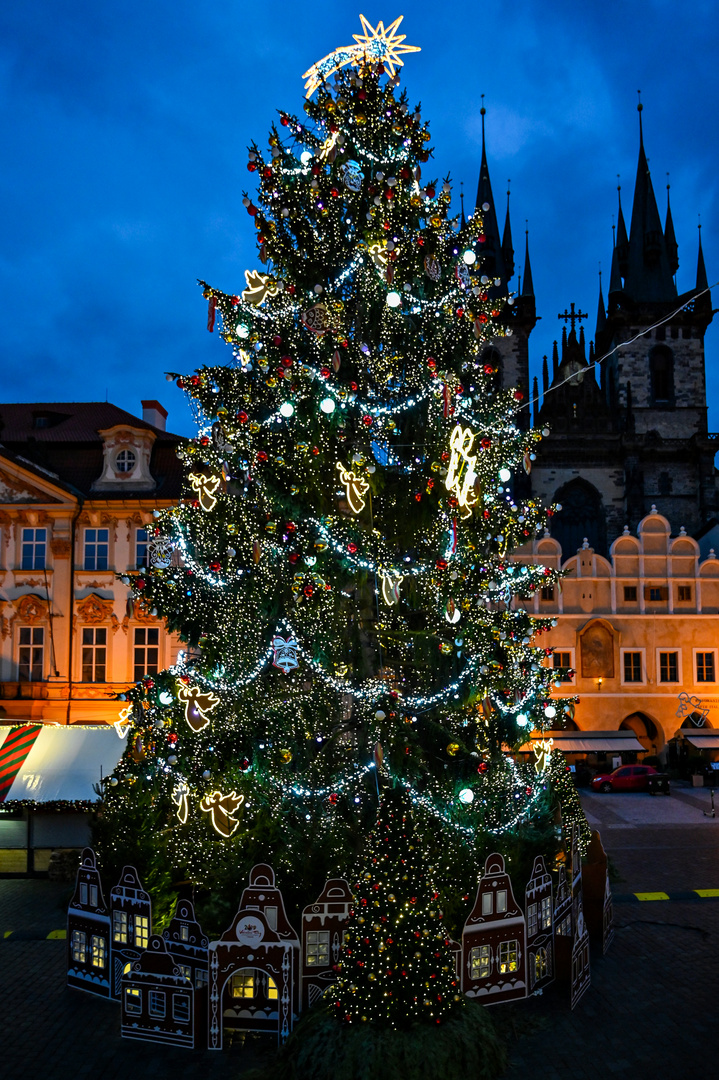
[1,0,717,437]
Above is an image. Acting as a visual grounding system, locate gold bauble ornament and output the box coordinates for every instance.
[446,742,460,756]
[279,748,293,764]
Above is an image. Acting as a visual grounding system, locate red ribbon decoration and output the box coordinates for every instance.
[207,294,217,333]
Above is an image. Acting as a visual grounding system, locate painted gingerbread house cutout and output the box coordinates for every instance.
[525,854,554,993]
[121,935,197,1048]
[570,899,591,1010]
[163,898,209,992]
[461,852,527,1005]
[602,873,615,955]
[208,864,299,1049]
[301,878,352,1011]
[110,865,152,999]
[67,847,111,998]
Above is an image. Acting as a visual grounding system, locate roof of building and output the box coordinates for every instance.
[0,402,185,500]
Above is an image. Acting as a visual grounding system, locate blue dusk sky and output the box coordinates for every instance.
[1,1,717,437]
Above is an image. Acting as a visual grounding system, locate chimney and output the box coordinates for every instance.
[141,400,167,431]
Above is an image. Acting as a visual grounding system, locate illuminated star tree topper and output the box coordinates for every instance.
[303,14,421,97]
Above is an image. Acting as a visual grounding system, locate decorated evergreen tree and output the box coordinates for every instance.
[97,18,588,931]
[334,787,461,1026]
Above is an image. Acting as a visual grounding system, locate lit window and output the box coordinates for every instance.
[305,930,330,966]
[116,449,136,474]
[535,947,548,981]
[134,627,159,682]
[697,652,716,683]
[136,528,149,568]
[71,930,86,964]
[18,627,44,682]
[527,903,538,938]
[125,988,142,1014]
[659,652,679,683]
[623,652,642,683]
[498,940,518,974]
[231,972,255,999]
[496,890,507,914]
[91,935,106,969]
[83,528,109,571]
[556,914,572,937]
[21,527,46,570]
[481,892,493,916]
[149,990,165,1018]
[180,924,189,942]
[178,963,191,982]
[82,627,107,683]
[267,976,278,1001]
[173,994,191,1023]
[113,910,128,944]
[469,945,490,980]
[552,652,573,682]
[135,915,150,949]
[540,896,552,930]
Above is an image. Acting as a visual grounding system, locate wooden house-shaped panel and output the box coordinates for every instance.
[569,822,583,934]
[570,900,591,1009]
[208,864,299,1049]
[163,898,209,992]
[553,862,573,983]
[461,852,527,1005]
[524,855,554,993]
[67,847,111,998]
[602,873,615,955]
[110,865,152,999]
[301,878,352,1011]
[121,936,197,1048]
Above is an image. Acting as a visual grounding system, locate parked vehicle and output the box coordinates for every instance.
[590,764,670,794]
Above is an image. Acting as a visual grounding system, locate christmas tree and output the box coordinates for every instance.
[97,17,587,933]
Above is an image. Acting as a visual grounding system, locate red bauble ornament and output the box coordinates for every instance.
[514,391,524,401]
[237,410,248,423]
[347,543,358,554]
[256,450,268,462]
[273,335,282,346]
[362,415,372,427]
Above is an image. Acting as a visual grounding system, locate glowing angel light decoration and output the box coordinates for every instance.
[303,14,421,98]
[336,461,370,514]
[445,424,478,519]
[200,790,245,838]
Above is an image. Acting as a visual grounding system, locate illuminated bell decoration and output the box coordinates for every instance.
[446,743,460,757]
[280,748,293,764]
[458,788,474,804]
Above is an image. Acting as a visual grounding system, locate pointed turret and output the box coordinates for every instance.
[460,183,466,230]
[474,104,508,291]
[596,270,607,336]
[608,241,623,299]
[522,228,534,297]
[532,375,539,425]
[552,341,559,380]
[664,182,679,276]
[542,355,549,397]
[502,184,515,281]
[624,103,677,302]
[616,185,629,279]
[697,224,709,292]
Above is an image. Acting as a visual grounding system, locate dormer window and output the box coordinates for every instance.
[115,449,136,474]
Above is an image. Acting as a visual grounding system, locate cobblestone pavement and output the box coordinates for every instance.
[2,791,718,1079]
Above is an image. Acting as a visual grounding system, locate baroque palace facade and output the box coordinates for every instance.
[0,401,183,725]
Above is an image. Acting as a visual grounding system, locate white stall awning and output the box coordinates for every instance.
[0,725,124,802]
[519,730,644,753]
[683,733,719,750]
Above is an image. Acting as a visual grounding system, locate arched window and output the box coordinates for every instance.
[649,346,674,406]
[480,347,503,393]
[550,478,607,557]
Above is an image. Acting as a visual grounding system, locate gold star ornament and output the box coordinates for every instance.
[303,15,420,98]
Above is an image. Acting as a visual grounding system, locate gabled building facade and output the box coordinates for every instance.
[0,401,184,725]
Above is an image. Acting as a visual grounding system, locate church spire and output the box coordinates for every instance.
[624,99,677,302]
[474,100,508,291]
[697,222,709,292]
[502,182,514,281]
[664,178,679,276]
[522,226,534,297]
[616,181,629,278]
[596,268,607,336]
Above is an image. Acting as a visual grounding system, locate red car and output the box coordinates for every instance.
[590,764,669,794]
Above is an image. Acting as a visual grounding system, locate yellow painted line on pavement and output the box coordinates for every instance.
[46,929,66,939]
[695,889,719,898]
[634,892,670,901]
[3,930,12,938]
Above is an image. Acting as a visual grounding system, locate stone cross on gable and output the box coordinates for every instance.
[558,303,588,333]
